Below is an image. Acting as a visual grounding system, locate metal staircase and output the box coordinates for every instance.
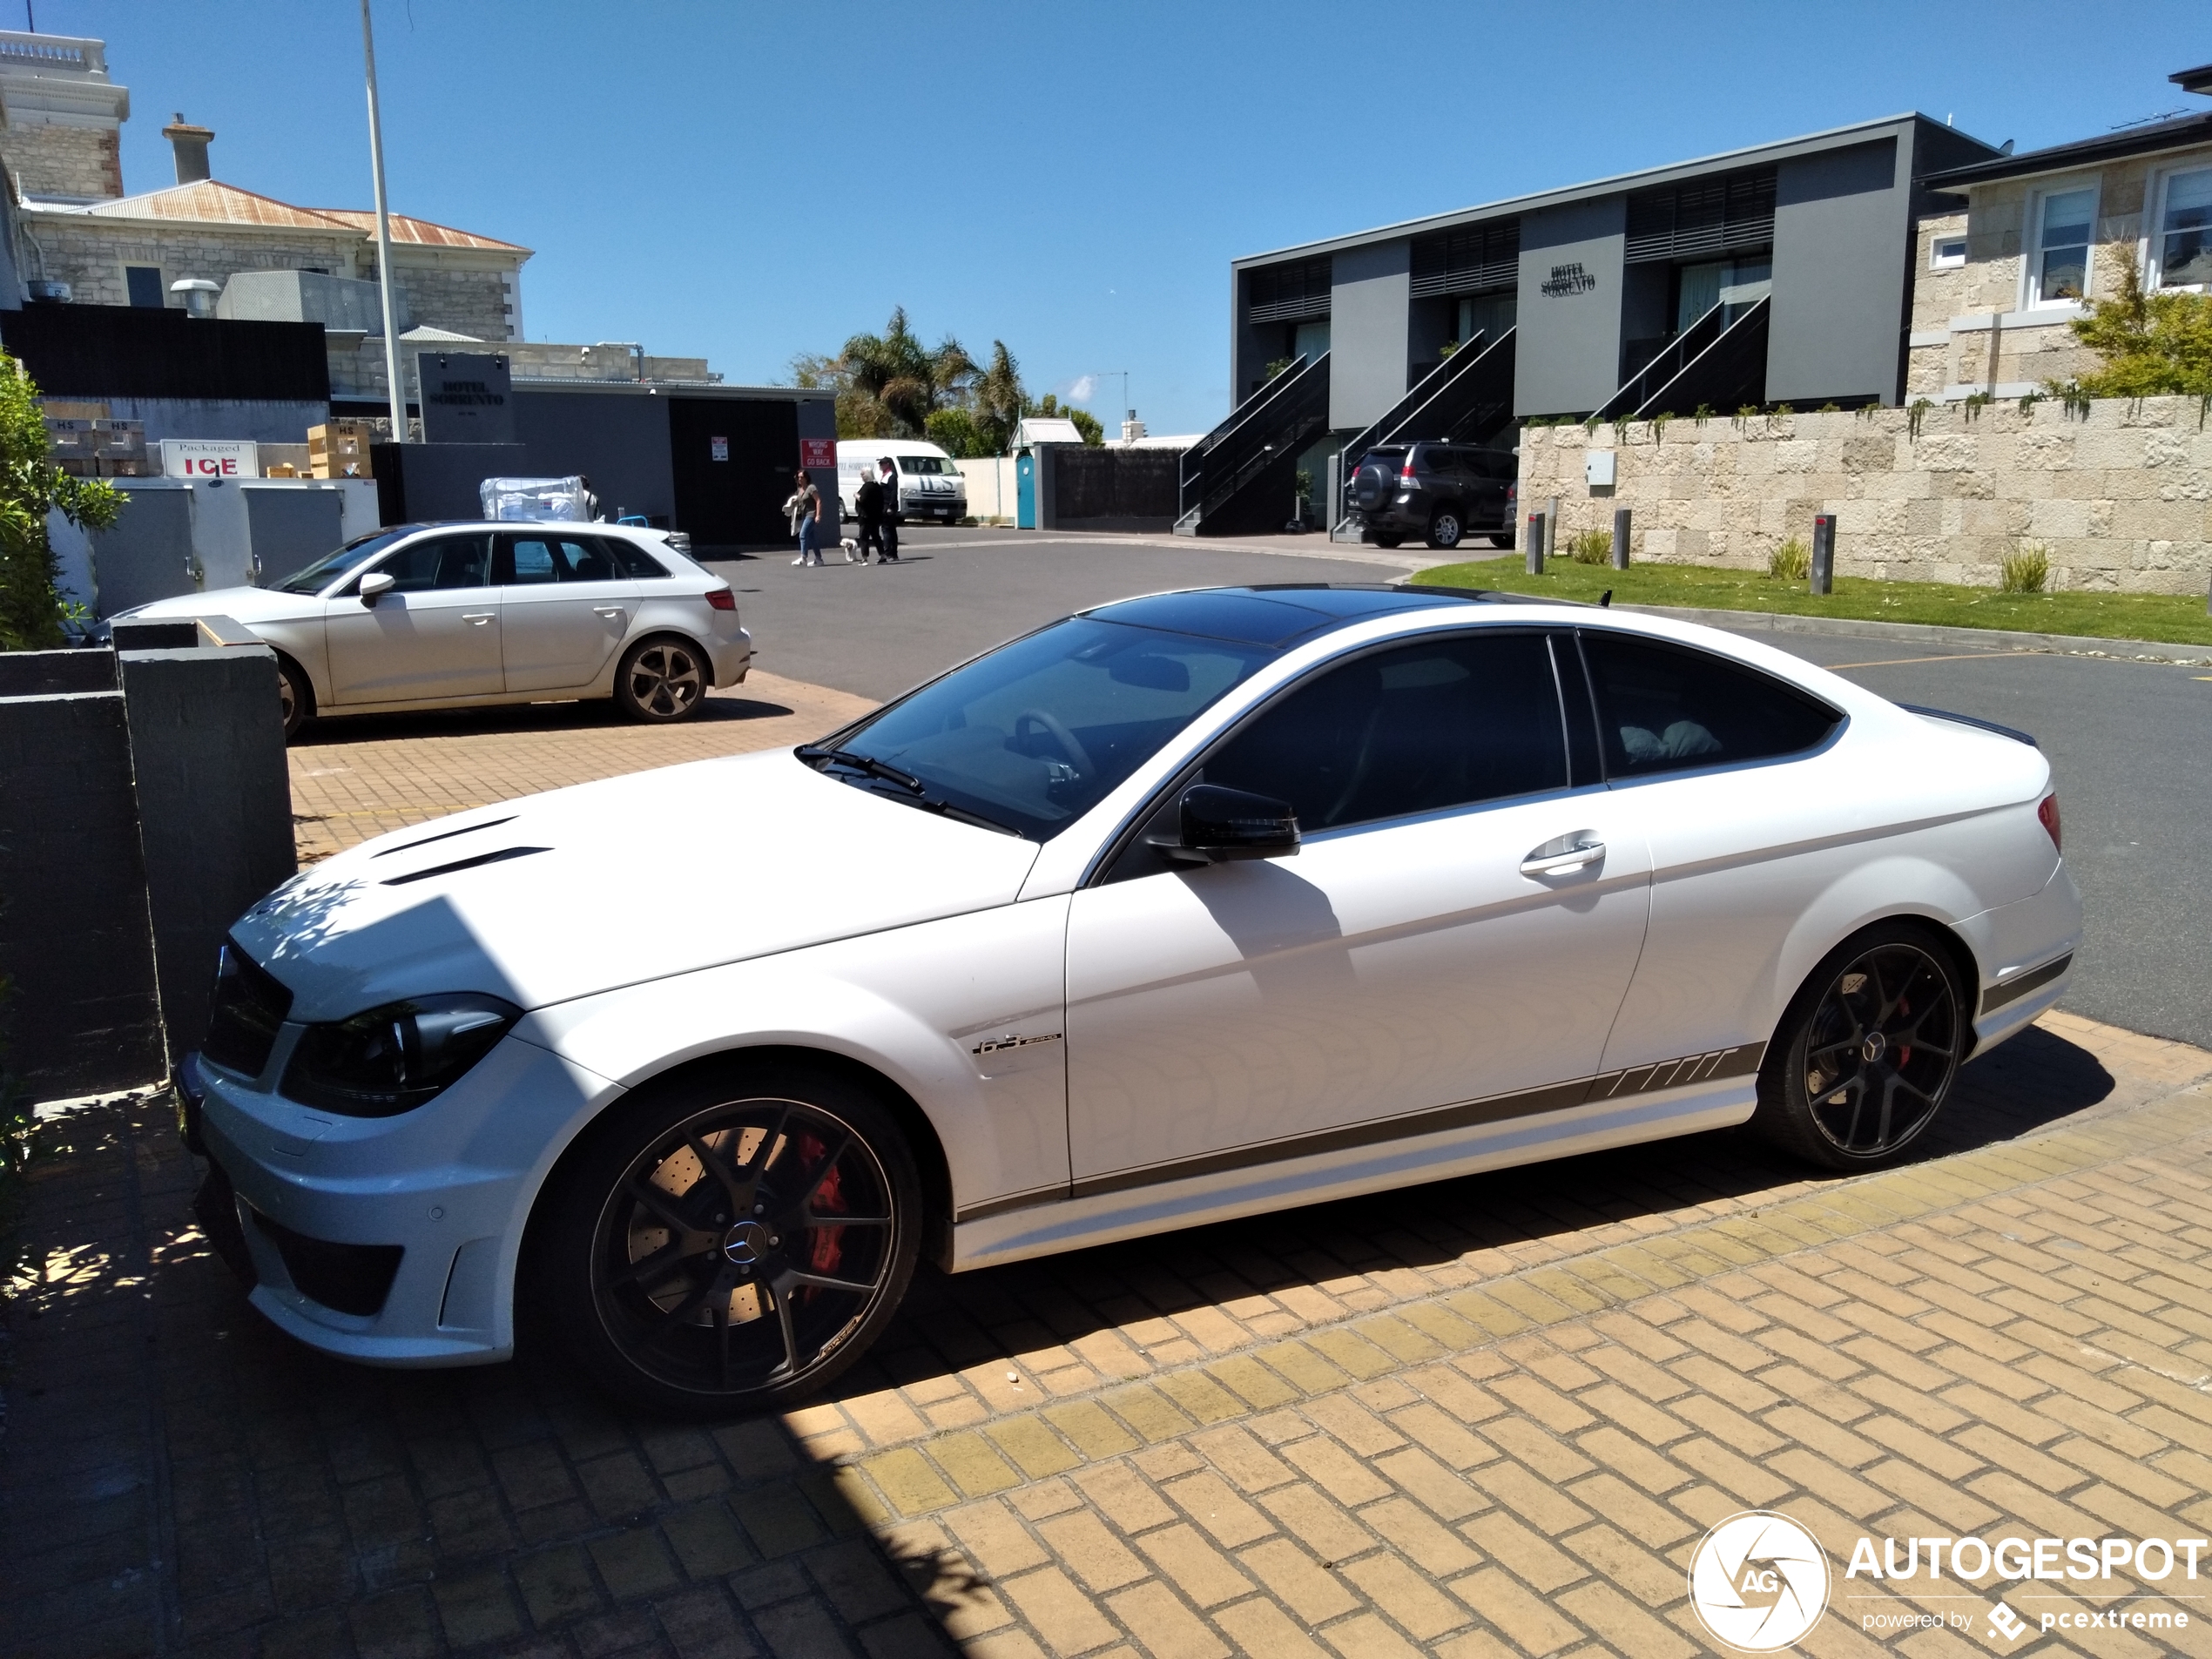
[1592,295,1770,422]
[1331,328,1517,538]
[1173,352,1332,537]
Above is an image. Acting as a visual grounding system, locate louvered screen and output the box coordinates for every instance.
[1246,257,1333,322]
[1624,169,1777,264]
[1409,220,1522,298]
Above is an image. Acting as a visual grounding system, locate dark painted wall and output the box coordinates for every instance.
[510,389,676,524]
[1768,138,1905,406]
[1515,197,1626,416]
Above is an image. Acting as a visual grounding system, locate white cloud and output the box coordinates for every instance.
[1066,374,1096,404]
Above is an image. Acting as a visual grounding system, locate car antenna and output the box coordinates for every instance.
[1599,589,1613,607]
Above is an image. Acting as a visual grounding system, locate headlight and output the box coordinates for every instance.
[281,994,521,1116]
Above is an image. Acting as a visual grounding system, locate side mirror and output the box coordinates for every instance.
[1151,784,1299,865]
[357,570,395,603]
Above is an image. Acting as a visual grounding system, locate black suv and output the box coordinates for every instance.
[1345,443,1517,550]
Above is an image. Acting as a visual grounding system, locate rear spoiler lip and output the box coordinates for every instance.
[1897,702,2038,747]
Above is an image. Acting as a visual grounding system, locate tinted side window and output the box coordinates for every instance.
[561,538,617,582]
[1581,631,1838,778]
[1205,632,1567,832]
[372,534,491,592]
[602,536,670,578]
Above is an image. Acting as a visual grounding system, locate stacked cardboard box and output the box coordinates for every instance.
[308,421,374,479]
[94,420,148,476]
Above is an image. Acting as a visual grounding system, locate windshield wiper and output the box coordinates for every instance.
[912,797,1022,836]
[797,745,923,793]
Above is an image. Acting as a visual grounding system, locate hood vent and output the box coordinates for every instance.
[375,815,518,858]
[381,846,550,887]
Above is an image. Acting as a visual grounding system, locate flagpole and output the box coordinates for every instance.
[360,0,406,441]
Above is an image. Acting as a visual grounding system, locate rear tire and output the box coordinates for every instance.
[614,635,708,723]
[1426,509,1464,550]
[529,1057,922,1417]
[1751,921,1966,1171]
[275,654,314,740]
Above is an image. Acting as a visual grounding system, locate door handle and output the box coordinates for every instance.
[1521,836,1605,875]
[594,606,625,618]
[462,612,495,626]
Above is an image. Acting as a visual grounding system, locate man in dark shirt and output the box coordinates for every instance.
[876,457,901,563]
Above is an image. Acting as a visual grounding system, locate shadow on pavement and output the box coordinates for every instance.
[0,1024,2120,1656]
[287,689,798,748]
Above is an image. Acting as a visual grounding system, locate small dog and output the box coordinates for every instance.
[840,536,862,563]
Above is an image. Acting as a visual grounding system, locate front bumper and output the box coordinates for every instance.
[179,1033,620,1366]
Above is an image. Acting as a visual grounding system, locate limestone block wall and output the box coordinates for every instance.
[374,256,516,342]
[1519,396,2212,595]
[3,121,121,199]
[22,217,361,308]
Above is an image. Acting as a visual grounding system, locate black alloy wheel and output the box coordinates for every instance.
[1426,509,1464,550]
[535,1062,921,1414]
[615,637,707,723]
[1756,924,1965,1170]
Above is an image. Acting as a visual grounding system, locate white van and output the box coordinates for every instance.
[836,440,969,525]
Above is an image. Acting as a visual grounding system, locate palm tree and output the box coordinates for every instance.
[840,308,978,438]
[973,341,1025,455]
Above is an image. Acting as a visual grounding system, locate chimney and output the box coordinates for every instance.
[163,114,214,185]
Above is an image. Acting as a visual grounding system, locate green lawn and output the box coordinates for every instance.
[1410,555,2212,647]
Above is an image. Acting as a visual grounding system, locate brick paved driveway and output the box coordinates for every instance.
[6,1010,2211,1659]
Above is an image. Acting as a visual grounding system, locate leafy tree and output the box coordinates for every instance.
[2064,247,2212,397]
[924,407,984,458]
[1033,393,1104,446]
[0,355,123,651]
[840,307,977,438]
[973,341,1025,455]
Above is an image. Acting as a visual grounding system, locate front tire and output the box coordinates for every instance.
[1426,509,1464,550]
[1752,922,1966,1170]
[1371,534,1406,550]
[531,1059,922,1416]
[276,653,314,739]
[1487,532,1514,548]
[614,635,708,723]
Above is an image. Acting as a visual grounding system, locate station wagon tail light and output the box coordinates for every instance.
[2038,793,2061,851]
[705,587,737,611]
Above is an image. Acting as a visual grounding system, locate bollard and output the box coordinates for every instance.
[1526,513,1547,575]
[1612,508,1631,570]
[1811,514,1835,595]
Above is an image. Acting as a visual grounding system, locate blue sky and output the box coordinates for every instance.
[26,1,2212,433]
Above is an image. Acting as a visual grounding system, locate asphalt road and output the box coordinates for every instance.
[711,528,2209,1050]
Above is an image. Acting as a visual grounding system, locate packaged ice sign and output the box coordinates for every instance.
[710,436,729,462]
[800,437,836,471]
[161,440,260,479]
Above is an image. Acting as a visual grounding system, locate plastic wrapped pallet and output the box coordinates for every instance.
[480,475,597,522]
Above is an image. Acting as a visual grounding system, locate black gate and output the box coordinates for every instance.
[668,397,799,554]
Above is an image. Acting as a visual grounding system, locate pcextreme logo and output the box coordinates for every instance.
[1689,1511,1830,1650]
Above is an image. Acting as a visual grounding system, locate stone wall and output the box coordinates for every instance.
[23,216,362,309]
[3,120,121,199]
[1519,396,2212,595]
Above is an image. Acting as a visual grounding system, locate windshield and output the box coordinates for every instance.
[1355,448,1406,474]
[273,529,414,594]
[822,617,1279,840]
[895,455,953,475]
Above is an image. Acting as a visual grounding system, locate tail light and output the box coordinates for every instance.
[1400,458,1418,480]
[705,588,737,611]
[2038,793,2061,852]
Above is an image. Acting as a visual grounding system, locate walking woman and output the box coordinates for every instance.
[787,467,824,566]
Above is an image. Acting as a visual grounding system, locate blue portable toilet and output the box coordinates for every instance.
[1015,449,1037,529]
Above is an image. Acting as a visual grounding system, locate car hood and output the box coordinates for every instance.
[122,585,324,626]
[233,750,1042,1021]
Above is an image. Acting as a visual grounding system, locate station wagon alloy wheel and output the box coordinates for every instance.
[538,1064,921,1413]
[1759,926,1964,1169]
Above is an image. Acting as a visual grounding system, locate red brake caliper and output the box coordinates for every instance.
[797,1134,846,1281]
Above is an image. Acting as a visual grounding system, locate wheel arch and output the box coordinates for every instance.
[1770,909,1983,1066]
[271,645,319,722]
[521,1041,959,1277]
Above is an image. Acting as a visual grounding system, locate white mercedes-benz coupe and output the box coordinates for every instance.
[177,585,2080,1414]
[118,522,752,736]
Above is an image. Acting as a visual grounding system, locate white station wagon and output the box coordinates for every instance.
[176,585,2080,1413]
[119,521,752,735]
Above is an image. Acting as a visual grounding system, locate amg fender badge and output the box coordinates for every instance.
[971,1032,1063,1056]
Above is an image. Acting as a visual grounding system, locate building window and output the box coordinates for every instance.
[1929,236,1966,270]
[125,265,164,308]
[1676,257,1770,333]
[2030,187,2095,305]
[2154,167,2212,288]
